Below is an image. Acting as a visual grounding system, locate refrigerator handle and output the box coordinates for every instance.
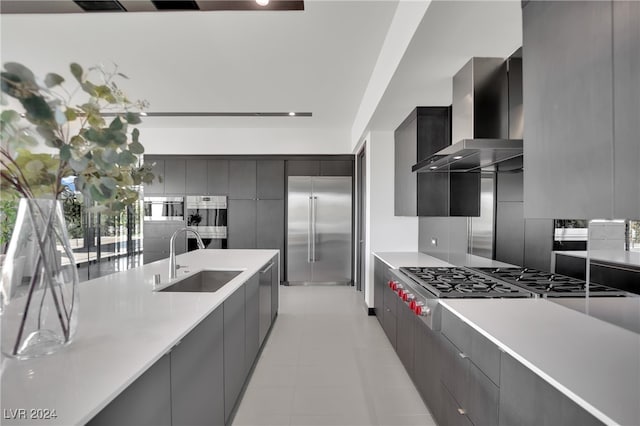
[312,196,318,262]
[308,196,313,263]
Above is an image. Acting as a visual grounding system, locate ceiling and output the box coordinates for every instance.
[0,0,398,129]
[368,0,523,132]
[0,0,523,140]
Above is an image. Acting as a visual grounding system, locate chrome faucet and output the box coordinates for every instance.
[169,227,205,280]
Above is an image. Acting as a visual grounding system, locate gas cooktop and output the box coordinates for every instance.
[470,267,628,297]
[399,267,531,299]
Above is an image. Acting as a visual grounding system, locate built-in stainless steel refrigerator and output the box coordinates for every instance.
[287,176,352,285]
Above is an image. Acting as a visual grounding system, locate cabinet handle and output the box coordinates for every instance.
[260,262,274,274]
[459,352,468,359]
[457,408,467,415]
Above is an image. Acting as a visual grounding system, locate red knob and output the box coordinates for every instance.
[409,300,416,310]
[388,280,394,289]
[415,305,422,315]
[403,293,409,302]
[397,288,403,297]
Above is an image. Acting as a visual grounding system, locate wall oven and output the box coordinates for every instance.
[143,196,184,221]
[186,195,228,250]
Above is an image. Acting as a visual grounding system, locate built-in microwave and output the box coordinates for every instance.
[143,196,184,221]
[186,195,227,250]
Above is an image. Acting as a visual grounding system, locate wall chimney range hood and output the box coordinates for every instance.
[412,138,523,172]
[413,56,523,173]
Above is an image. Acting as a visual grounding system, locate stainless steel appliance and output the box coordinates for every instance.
[390,266,531,330]
[143,196,184,221]
[470,267,630,297]
[287,176,352,284]
[186,195,227,250]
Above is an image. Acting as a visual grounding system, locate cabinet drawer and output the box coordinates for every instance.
[467,361,499,426]
[383,284,398,317]
[441,308,471,355]
[440,332,468,410]
[382,308,397,349]
[439,383,473,426]
[470,328,501,385]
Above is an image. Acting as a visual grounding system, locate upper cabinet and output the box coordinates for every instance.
[395,107,480,217]
[523,0,640,219]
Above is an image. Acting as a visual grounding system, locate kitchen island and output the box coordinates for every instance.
[373,251,640,426]
[1,249,279,426]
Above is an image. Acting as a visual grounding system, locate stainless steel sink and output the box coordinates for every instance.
[159,270,242,292]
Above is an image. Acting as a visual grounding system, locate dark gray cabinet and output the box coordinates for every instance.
[440,308,500,426]
[87,354,171,426]
[224,285,246,423]
[208,160,229,195]
[170,307,224,426]
[320,160,353,176]
[382,281,398,349]
[245,274,259,376]
[228,199,257,249]
[185,159,208,195]
[164,159,186,195]
[144,159,165,195]
[413,320,443,423]
[258,260,274,346]
[373,257,385,325]
[396,298,416,377]
[229,160,257,200]
[287,159,353,177]
[271,256,279,322]
[257,199,284,277]
[612,1,640,218]
[523,0,639,219]
[499,352,603,426]
[257,160,285,199]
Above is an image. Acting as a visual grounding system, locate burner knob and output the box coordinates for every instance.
[397,288,405,298]
[388,280,393,289]
[404,293,415,302]
[409,300,416,310]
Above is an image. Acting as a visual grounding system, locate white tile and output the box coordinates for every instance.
[232,414,291,426]
[289,414,374,426]
[375,414,437,426]
[370,386,429,417]
[291,386,370,416]
[235,385,295,416]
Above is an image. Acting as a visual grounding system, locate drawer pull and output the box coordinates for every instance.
[457,408,467,415]
[459,352,468,359]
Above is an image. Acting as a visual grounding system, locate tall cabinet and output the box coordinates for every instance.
[522,0,640,219]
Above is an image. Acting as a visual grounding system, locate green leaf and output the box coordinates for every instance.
[22,95,54,122]
[69,157,89,172]
[117,72,129,79]
[0,110,20,123]
[128,141,144,154]
[100,176,117,189]
[103,147,118,163]
[118,150,137,165]
[44,73,64,88]
[70,63,83,82]
[81,81,96,96]
[89,185,106,202]
[4,63,35,85]
[65,108,78,121]
[109,117,123,131]
[131,128,140,143]
[125,112,141,124]
[60,144,71,161]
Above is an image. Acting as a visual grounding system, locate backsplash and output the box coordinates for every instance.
[589,220,626,251]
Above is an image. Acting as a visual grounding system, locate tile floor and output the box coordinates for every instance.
[232,285,437,426]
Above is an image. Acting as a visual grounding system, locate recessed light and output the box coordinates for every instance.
[453,155,463,160]
[256,0,269,6]
[289,112,296,116]
[140,112,148,116]
[429,166,438,170]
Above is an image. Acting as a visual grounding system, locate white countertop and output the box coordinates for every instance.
[555,250,640,269]
[0,249,278,426]
[440,299,640,426]
[373,251,515,269]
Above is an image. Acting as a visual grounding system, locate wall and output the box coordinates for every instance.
[418,217,469,259]
[139,126,351,155]
[356,131,419,308]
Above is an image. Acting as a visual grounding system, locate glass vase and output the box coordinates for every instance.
[1,198,79,359]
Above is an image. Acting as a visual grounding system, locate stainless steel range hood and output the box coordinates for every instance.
[412,138,523,172]
[414,56,523,173]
